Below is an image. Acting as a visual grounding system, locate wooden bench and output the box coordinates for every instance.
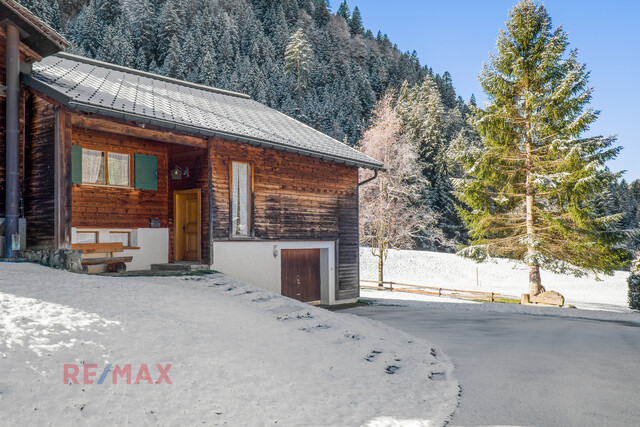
[72,242,133,273]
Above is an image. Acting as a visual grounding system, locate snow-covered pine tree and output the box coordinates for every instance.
[312,0,330,27]
[396,77,462,249]
[456,0,626,296]
[359,92,446,286]
[16,0,60,30]
[284,28,313,116]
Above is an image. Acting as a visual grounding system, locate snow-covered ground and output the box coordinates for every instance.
[0,262,458,426]
[360,248,632,312]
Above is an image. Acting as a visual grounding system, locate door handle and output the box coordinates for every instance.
[182,225,186,233]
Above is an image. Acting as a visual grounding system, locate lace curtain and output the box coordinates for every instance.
[232,162,250,236]
[108,153,130,186]
[82,149,105,184]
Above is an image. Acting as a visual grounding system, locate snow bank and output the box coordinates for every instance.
[0,263,458,426]
[361,248,632,312]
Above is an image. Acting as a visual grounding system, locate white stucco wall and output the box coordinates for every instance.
[211,240,343,305]
[72,227,168,271]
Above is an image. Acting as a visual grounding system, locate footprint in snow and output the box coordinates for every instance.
[385,365,399,375]
[365,350,382,362]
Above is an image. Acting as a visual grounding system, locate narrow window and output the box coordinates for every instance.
[108,153,130,186]
[81,149,106,184]
[231,162,251,237]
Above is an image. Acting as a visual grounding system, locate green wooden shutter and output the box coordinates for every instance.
[71,145,82,184]
[134,154,158,190]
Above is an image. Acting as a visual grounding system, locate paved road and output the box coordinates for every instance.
[343,303,640,427]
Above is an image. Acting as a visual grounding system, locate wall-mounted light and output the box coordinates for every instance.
[171,166,189,180]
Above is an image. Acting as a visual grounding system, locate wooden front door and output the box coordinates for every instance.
[281,249,321,303]
[174,189,201,262]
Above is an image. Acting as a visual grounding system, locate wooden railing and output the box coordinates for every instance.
[360,279,500,302]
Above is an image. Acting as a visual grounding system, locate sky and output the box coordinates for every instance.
[332,1,640,181]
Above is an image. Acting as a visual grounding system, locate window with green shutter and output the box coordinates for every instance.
[71,145,82,184]
[134,154,158,190]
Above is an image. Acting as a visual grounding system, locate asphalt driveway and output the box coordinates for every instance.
[343,303,640,427]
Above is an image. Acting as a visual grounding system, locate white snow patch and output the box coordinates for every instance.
[0,262,459,426]
[360,247,633,313]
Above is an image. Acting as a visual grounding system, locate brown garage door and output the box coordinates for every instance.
[281,249,321,303]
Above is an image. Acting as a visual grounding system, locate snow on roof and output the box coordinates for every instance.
[24,53,384,170]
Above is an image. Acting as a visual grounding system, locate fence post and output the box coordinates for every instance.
[490,292,494,303]
[438,288,442,297]
[389,281,394,291]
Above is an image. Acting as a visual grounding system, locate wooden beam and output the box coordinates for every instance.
[70,114,207,148]
[54,109,72,249]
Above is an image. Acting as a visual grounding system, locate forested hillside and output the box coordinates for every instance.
[19,0,463,146]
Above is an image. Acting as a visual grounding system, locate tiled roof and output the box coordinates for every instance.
[24,53,383,170]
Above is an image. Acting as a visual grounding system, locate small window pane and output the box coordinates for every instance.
[109,232,130,247]
[232,162,250,237]
[76,231,97,244]
[108,153,130,186]
[82,149,105,184]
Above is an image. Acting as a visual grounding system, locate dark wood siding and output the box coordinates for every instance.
[23,92,56,247]
[209,138,360,300]
[70,127,169,229]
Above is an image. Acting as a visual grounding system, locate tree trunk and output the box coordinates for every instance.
[377,249,384,288]
[524,87,545,296]
[528,264,544,296]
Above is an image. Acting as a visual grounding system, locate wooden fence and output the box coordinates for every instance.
[360,279,500,302]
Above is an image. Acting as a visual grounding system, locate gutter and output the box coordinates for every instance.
[4,23,20,257]
[358,169,379,186]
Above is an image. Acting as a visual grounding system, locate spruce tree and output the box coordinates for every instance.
[349,6,364,36]
[285,28,313,116]
[336,1,350,22]
[456,0,626,296]
[312,0,331,27]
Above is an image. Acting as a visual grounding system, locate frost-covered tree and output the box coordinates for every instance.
[285,28,313,114]
[397,76,464,248]
[456,1,626,296]
[17,0,60,30]
[359,92,447,286]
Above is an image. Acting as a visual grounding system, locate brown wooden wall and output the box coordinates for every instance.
[70,128,169,229]
[167,144,210,263]
[23,92,56,247]
[209,138,360,300]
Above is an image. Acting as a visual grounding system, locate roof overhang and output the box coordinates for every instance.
[0,0,69,59]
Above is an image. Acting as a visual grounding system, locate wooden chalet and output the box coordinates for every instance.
[0,0,383,304]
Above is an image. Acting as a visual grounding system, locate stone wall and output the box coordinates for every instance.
[22,248,83,273]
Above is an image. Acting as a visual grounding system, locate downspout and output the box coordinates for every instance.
[4,24,20,258]
[357,169,378,186]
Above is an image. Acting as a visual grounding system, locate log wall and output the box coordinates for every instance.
[70,128,170,229]
[23,92,56,247]
[209,138,360,300]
